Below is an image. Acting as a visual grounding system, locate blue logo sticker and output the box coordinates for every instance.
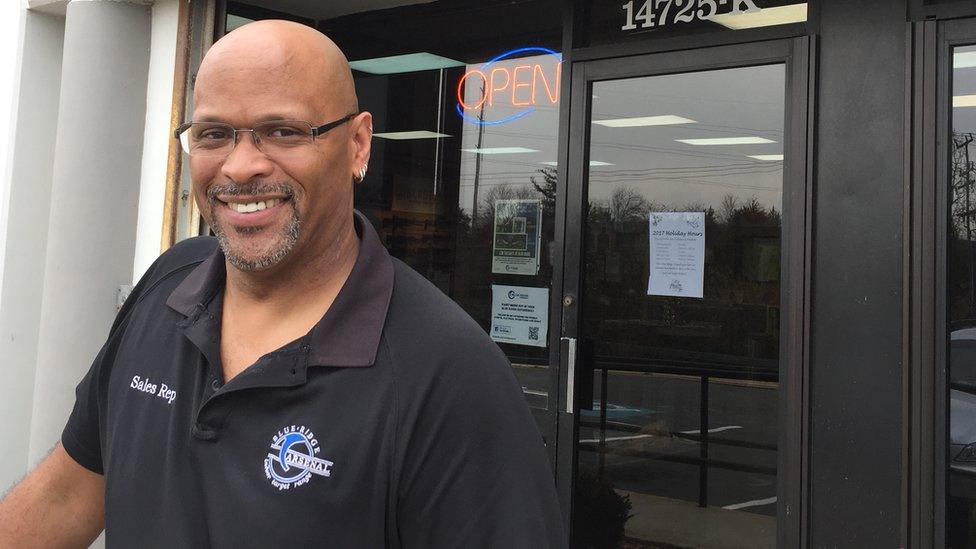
[264,425,333,490]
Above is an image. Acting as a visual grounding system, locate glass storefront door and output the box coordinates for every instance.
[558,41,808,548]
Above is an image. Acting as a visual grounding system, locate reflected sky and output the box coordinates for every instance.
[588,64,784,211]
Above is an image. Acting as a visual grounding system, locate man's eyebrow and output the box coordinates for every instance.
[192,115,227,123]
[191,114,309,124]
[259,114,308,122]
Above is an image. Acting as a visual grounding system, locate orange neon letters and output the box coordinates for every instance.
[489,67,510,106]
[457,62,560,111]
[456,69,488,110]
[511,65,532,106]
[534,63,560,104]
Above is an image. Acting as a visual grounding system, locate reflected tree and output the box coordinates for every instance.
[952,133,976,241]
[610,187,650,223]
[949,132,976,322]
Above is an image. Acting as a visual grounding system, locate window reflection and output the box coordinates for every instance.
[947,43,976,549]
[575,65,784,548]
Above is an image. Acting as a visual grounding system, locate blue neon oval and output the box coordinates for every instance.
[482,46,562,69]
[455,103,536,126]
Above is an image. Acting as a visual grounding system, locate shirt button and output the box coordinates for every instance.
[210,378,220,391]
[192,423,217,441]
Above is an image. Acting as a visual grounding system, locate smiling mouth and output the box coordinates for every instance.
[222,197,286,214]
[211,195,291,214]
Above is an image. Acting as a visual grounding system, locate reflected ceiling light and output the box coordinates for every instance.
[748,154,784,161]
[954,94,976,108]
[677,137,776,145]
[349,52,465,75]
[462,147,539,154]
[373,130,452,140]
[226,15,253,33]
[541,160,613,166]
[711,3,807,30]
[954,51,976,69]
[593,115,696,127]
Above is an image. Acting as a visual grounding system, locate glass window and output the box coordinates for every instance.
[947,43,976,549]
[574,64,784,547]
[583,0,808,48]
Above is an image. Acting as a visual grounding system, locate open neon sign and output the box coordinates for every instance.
[456,47,562,126]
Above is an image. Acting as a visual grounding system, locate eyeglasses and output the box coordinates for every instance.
[174,113,356,157]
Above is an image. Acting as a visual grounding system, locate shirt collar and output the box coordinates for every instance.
[166,209,394,368]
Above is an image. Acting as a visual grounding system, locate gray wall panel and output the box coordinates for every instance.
[810,0,906,545]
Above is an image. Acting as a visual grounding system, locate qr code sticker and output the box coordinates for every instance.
[528,327,539,340]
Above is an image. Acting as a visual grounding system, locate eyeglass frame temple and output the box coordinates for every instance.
[173,122,192,139]
[310,113,357,138]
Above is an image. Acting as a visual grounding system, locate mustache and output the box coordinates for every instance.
[207,182,296,201]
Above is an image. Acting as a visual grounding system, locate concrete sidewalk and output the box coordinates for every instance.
[619,491,775,549]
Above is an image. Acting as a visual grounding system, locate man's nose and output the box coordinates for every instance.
[220,130,275,182]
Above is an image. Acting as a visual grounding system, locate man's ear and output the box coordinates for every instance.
[351,111,372,183]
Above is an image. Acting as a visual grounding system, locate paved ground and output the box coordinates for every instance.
[620,491,776,549]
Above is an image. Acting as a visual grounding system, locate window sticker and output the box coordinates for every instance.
[490,285,549,347]
[647,211,705,298]
[492,199,542,276]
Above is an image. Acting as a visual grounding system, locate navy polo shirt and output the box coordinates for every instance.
[62,211,566,548]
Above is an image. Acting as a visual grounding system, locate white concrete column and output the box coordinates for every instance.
[29,0,152,463]
[0,5,65,492]
[134,0,179,282]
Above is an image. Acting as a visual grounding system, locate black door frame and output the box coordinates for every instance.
[551,37,814,547]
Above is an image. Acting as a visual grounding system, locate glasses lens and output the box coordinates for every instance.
[255,121,314,149]
[184,123,235,156]
[178,121,316,156]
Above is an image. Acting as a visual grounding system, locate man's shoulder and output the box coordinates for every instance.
[383,258,511,379]
[125,236,218,310]
[386,258,490,345]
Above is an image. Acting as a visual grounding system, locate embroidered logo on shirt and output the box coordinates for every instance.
[264,425,333,490]
[129,375,177,404]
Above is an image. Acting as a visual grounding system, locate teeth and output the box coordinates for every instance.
[229,198,282,214]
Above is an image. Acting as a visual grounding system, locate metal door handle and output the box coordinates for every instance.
[562,337,576,413]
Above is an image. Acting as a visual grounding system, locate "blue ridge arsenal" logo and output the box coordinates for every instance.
[264,425,333,490]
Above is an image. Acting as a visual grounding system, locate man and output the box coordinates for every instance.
[0,20,566,547]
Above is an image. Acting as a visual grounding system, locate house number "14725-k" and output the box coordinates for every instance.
[622,0,760,30]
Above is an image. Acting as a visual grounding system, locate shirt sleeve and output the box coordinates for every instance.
[393,334,568,548]
[61,341,113,474]
[61,256,164,474]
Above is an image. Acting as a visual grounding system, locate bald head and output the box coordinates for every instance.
[195,20,358,120]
